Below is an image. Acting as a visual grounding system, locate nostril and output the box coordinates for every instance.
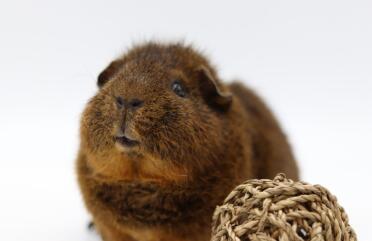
[129,99,144,109]
[115,96,125,108]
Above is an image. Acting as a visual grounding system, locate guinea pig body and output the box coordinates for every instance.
[76,42,299,241]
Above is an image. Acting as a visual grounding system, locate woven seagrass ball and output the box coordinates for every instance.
[211,174,357,241]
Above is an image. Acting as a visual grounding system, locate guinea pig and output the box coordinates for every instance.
[76,42,299,241]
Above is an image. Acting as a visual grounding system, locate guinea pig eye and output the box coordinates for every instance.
[171,80,187,97]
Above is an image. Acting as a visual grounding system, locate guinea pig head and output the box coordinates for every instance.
[80,44,233,183]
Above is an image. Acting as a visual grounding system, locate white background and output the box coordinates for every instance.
[0,0,371,240]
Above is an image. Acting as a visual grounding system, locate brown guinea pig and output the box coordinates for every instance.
[76,42,299,241]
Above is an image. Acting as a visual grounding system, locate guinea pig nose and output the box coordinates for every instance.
[115,96,125,108]
[128,98,144,109]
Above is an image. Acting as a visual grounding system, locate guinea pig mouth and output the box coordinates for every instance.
[114,135,139,148]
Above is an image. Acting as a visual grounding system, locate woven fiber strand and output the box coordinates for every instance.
[211,174,357,241]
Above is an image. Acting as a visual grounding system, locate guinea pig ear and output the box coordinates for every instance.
[196,66,232,111]
[97,59,124,88]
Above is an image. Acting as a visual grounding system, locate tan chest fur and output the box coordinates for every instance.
[85,150,189,184]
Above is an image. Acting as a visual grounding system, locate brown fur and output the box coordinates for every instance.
[76,42,299,241]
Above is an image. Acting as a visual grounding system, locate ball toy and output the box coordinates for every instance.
[211,174,357,241]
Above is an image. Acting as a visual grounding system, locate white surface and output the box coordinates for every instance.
[0,0,371,240]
